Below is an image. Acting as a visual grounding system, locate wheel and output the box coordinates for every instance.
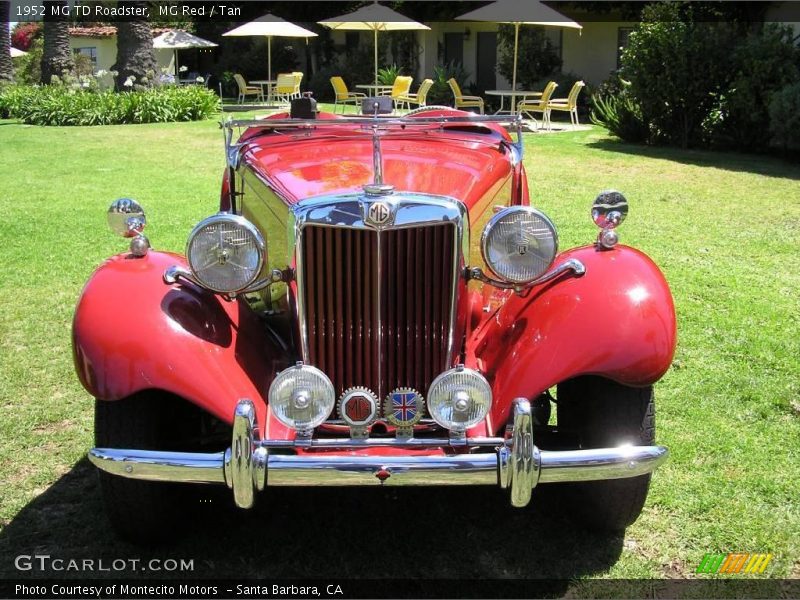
[555,376,656,532]
[95,392,213,544]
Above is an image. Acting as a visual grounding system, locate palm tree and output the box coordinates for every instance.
[112,2,156,90]
[1,1,15,83]
[40,0,74,84]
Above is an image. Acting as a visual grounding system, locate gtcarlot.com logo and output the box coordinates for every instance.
[14,554,194,572]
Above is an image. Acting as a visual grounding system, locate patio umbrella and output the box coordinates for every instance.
[223,14,317,83]
[456,0,581,98]
[10,48,27,58]
[153,30,218,80]
[319,2,430,86]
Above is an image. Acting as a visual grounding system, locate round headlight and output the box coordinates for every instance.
[186,214,265,293]
[427,366,492,432]
[481,206,558,284]
[268,364,335,432]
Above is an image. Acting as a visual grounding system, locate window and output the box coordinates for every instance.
[73,47,97,67]
[617,28,634,69]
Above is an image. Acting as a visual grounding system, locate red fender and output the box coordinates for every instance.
[465,245,677,435]
[72,250,291,433]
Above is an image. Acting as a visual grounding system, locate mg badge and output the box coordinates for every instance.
[384,388,424,438]
[366,201,392,227]
[338,387,378,438]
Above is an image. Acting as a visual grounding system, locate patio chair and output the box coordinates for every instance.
[233,73,262,104]
[396,78,434,111]
[291,72,304,98]
[383,76,413,111]
[448,78,484,114]
[274,73,300,104]
[547,81,586,128]
[517,81,559,131]
[330,76,366,114]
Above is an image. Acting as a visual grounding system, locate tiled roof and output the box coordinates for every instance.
[69,26,179,38]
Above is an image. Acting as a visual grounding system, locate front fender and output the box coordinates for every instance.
[466,245,677,434]
[72,250,291,430]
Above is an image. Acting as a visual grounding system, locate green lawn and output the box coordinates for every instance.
[0,108,798,595]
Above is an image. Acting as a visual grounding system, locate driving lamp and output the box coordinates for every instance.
[426,366,492,432]
[481,206,558,284]
[268,363,335,432]
[186,213,265,293]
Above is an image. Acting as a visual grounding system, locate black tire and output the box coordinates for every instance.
[555,376,656,532]
[95,392,198,545]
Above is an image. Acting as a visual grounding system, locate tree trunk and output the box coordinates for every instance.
[0,2,13,83]
[40,0,74,84]
[112,2,157,90]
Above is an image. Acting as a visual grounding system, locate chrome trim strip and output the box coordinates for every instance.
[538,446,668,483]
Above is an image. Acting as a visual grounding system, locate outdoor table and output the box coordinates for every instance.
[356,84,394,96]
[485,90,543,116]
[250,79,276,102]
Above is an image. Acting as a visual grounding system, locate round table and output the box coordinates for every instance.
[250,79,276,102]
[485,90,543,115]
[356,84,394,96]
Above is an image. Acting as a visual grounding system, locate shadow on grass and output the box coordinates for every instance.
[587,138,800,180]
[0,458,624,584]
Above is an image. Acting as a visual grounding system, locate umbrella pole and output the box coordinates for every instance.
[512,22,519,114]
[374,28,378,87]
[267,37,272,103]
[174,49,179,81]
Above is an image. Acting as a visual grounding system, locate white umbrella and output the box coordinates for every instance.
[223,14,317,83]
[153,31,217,80]
[319,2,430,86]
[457,0,581,101]
[11,48,27,58]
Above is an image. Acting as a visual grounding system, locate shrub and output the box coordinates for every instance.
[591,81,649,144]
[11,22,41,52]
[14,37,43,86]
[377,64,402,86]
[306,66,343,103]
[0,84,220,126]
[497,24,561,90]
[620,2,742,148]
[769,82,800,152]
[705,24,800,150]
[427,61,471,107]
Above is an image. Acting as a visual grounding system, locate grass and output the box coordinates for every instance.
[0,107,798,595]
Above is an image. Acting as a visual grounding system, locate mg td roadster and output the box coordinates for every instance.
[74,106,676,542]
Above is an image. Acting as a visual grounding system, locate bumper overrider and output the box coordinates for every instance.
[88,399,667,509]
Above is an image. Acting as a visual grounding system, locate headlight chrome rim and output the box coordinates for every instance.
[426,366,493,432]
[186,213,266,294]
[480,206,559,285]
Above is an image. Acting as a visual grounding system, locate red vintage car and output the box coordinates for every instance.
[74,106,676,543]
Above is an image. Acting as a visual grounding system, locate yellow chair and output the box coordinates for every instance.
[233,73,262,104]
[291,72,304,98]
[447,78,484,114]
[274,73,300,104]
[517,81,559,130]
[330,76,366,113]
[547,81,586,128]
[396,78,434,111]
[382,76,413,111]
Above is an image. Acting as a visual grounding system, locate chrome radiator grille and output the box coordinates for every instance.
[300,223,457,400]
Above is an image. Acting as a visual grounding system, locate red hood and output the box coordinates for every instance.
[239,113,516,211]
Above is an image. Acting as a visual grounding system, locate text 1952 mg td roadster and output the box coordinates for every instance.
[74,105,676,542]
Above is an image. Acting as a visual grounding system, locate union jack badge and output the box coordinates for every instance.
[338,387,379,438]
[384,388,424,437]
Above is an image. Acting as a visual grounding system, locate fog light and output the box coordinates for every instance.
[268,363,335,432]
[426,366,492,432]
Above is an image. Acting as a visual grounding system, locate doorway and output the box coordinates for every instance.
[476,31,497,92]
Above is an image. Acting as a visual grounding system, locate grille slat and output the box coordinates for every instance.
[302,223,455,401]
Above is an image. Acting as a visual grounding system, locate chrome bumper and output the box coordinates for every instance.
[88,398,668,509]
